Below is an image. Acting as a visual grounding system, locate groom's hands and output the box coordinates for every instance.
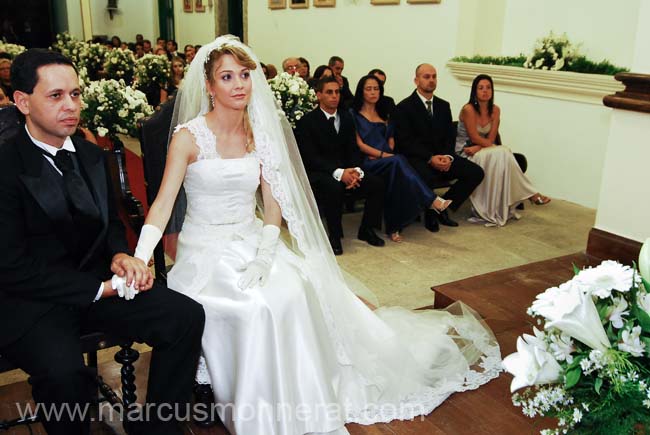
[111,253,154,292]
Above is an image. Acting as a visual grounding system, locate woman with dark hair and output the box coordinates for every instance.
[110,35,121,49]
[456,74,549,227]
[307,64,333,89]
[351,75,451,242]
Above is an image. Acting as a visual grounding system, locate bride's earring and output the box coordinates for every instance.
[209,94,215,108]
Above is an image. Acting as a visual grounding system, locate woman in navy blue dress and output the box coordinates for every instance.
[351,75,451,242]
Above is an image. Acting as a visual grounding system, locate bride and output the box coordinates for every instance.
[131,35,502,435]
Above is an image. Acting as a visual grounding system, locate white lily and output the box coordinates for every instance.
[606,296,629,329]
[503,336,562,393]
[640,238,650,286]
[618,326,646,357]
[531,281,610,351]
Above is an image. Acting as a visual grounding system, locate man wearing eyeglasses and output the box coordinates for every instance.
[282,57,301,75]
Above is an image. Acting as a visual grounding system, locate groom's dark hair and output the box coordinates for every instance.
[11,49,77,95]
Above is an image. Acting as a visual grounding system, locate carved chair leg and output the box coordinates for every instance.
[115,343,139,433]
[193,383,219,427]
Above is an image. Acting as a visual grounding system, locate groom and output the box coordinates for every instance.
[0,49,205,435]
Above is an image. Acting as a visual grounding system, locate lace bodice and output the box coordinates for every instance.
[175,116,260,226]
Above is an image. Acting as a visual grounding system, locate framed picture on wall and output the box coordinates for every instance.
[195,0,206,12]
[269,0,287,9]
[290,0,309,9]
[371,0,400,4]
[183,0,193,12]
[407,0,441,3]
[314,0,335,6]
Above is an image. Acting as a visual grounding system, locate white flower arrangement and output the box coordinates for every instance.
[523,32,577,72]
[52,33,107,81]
[268,72,318,128]
[81,79,153,140]
[103,48,136,84]
[504,240,650,435]
[0,40,26,58]
[134,54,171,88]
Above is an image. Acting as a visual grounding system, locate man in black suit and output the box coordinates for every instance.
[296,76,385,255]
[394,63,484,232]
[0,49,204,435]
[328,56,354,109]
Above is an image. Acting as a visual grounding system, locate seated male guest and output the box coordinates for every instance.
[328,56,354,108]
[394,63,484,232]
[296,76,385,255]
[0,49,205,435]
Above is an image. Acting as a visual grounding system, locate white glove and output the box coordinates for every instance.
[237,225,280,290]
[134,224,163,264]
[113,224,163,301]
[111,274,138,300]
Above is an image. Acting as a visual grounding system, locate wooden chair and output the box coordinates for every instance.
[0,105,143,433]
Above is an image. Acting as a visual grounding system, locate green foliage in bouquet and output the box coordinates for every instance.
[81,79,153,141]
[268,72,318,128]
[503,250,650,435]
[103,48,136,84]
[451,55,527,67]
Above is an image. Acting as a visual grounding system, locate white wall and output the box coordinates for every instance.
[248,0,462,108]
[594,110,650,242]
[500,0,639,67]
[495,92,612,208]
[174,2,218,47]
[90,0,159,42]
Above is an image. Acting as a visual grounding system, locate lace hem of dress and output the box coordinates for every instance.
[195,355,211,384]
[344,344,502,424]
[175,116,220,160]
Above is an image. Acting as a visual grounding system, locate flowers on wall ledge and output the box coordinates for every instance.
[451,32,628,76]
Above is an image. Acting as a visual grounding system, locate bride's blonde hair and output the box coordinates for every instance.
[204,44,257,152]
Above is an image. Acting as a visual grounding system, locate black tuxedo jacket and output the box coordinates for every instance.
[295,108,362,179]
[393,90,456,162]
[0,128,129,347]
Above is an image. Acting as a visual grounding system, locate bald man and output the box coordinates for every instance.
[393,64,484,232]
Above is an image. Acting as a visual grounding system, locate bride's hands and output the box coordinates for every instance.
[237,225,280,290]
[238,258,272,290]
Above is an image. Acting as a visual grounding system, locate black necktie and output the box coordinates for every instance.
[47,149,100,220]
[425,100,433,118]
[328,116,337,133]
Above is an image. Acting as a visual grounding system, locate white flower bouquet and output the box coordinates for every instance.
[51,32,85,65]
[503,239,650,435]
[52,33,107,80]
[0,40,26,58]
[81,79,153,140]
[134,54,171,88]
[79,42,108,80]
[103,48,136,84]
[268,72,317,128]
[523,32,577,71]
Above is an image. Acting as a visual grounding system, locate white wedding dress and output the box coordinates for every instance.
[167,116,502,435]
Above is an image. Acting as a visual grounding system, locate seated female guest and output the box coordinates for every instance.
[307,65,333,89]
[351,75,451,242]
[161,56,186,102]
[457,74,550,227]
